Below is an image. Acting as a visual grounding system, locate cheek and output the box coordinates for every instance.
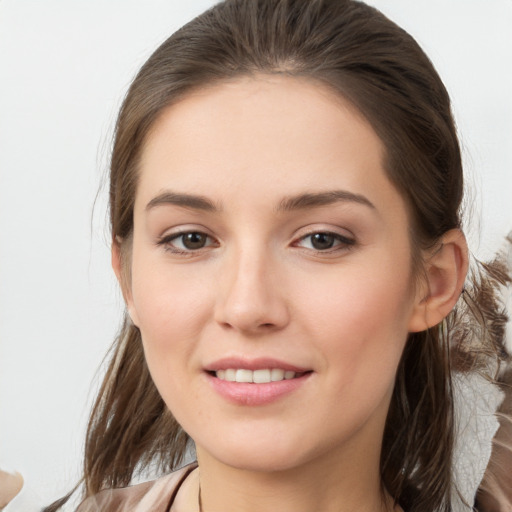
[297,250,414,388]
[129,250,214,377]
[130,269,213,423]
[302,256,413,333]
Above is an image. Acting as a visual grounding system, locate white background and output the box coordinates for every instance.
[0,0,511,507]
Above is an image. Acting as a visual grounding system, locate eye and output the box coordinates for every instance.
[296,232,355,252]
[157,231,216,253]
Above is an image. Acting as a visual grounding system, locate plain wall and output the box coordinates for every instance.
[0,0,511,507]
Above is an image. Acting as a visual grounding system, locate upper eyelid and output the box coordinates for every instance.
[292,225,355,241]
[157,224,216,239]
[293,232,355,247]
[158,230,216,244]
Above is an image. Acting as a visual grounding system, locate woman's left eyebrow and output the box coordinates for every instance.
[275,190,376,212]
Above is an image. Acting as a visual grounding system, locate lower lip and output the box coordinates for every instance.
[205,372,312,406]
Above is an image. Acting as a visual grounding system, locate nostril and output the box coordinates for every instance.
[214,287,290,333]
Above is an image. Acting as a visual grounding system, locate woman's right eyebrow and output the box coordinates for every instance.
[145,191,221,212]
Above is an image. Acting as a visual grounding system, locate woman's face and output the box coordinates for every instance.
[123,76,424,472]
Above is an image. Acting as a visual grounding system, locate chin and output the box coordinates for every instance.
[212,449,309,473]
[195,426,327,474]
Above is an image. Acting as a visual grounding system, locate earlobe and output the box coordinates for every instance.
[111,237,139,326]
[408,229,468,333]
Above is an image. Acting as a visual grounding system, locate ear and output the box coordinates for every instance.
[408,229,468,333]
[112,237,139,326]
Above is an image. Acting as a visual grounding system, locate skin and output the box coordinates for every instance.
[114,75,467,512]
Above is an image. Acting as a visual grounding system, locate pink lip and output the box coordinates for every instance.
[204,357,310,373]
[203,357,312,406]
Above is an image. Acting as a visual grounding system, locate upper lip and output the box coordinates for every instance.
[204,357,311,373]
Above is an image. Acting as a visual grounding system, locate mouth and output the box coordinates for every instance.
[204,359,313,406]
[209,368,310,383]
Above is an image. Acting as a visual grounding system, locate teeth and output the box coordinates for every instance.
[271,368,285,381]
[253,369,270,383]
[236,369,253,383]
[215,368,298,383]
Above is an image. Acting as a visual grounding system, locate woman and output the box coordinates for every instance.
[31,0,511,510]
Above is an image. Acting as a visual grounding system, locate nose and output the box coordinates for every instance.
[214,246,290,334]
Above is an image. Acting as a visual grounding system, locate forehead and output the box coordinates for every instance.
[136,75,402,217]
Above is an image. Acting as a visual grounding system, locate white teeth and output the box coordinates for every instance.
[253,369,271,383]
[271,368,285,381]
[225,369,236,381]
[215,368,298,383]
[236,369,253,383]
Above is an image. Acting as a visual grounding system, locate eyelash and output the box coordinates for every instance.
[156,231,217,256]
[294,231,356,253]
[156,230,356,256]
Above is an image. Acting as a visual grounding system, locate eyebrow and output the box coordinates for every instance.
[276,190,375,212]
[145,191,220,212]
[145,189,375,213]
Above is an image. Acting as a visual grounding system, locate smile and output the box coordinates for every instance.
[215,368,300,383]
[205,360,313,405]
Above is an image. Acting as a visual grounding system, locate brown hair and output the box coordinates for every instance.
[45,1,511,511]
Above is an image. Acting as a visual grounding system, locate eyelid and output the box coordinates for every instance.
[156,227,219,255]
[292,228,356,253]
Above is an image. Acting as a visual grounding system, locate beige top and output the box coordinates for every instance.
[76,464,198,512]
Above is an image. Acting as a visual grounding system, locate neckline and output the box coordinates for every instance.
[164,463,406,512]
[165,462,199,512]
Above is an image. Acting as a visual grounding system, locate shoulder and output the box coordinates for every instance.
[76,464,197,512]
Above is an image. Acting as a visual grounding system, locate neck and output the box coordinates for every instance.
[193,438,395,512]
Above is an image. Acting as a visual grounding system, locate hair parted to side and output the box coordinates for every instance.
[44,1,511,511]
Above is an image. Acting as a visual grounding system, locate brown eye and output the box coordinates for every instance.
[180,232,208,250]
[310,233,336,250]
[296,232,356,252]
[157,231,216,253]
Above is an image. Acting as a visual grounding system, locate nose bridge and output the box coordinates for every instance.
[215,238,289,333]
